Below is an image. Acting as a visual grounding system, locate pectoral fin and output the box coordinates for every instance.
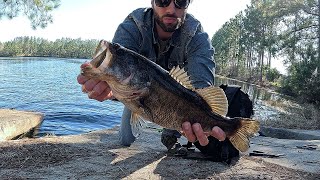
[130,112,148,137]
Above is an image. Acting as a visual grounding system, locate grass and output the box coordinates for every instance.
[259,100,320,130]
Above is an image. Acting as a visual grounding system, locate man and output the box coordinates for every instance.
[78,0,239,162]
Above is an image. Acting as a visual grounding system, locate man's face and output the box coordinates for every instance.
[152,0,188,32]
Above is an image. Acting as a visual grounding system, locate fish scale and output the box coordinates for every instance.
[81,40,260,152]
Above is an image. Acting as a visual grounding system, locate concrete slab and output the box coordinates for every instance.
[0,109,44,141]
[260,126,320,140]
[250,136,320,174]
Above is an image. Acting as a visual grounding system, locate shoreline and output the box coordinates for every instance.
[1,125,319,179]
[1,108,319,179]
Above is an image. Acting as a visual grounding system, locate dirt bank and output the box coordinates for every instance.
[0,127,319,179]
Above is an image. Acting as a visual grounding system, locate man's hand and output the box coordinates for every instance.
[77,63,113,102]
[181,122,226,146]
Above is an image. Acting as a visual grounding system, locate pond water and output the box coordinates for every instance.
[215,75,293,125]
[0,57,124,136]
[215,75,286,103]
[0,57,289,136]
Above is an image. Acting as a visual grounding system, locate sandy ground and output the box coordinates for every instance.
[1,126,319,180]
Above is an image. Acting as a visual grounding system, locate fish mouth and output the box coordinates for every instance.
[90,40,112,69]
[81,40,117,79]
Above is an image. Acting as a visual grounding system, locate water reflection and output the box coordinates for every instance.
[215,75,284,103]
[214,75,319,130]
[215,75,295,124]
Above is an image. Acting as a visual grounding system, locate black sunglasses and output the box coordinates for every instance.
[154,0,190,9]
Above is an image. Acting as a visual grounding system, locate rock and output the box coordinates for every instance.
[0,109,43,140]
[259,126,320,140]
[250,136,320,174]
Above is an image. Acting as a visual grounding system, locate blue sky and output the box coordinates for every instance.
[0,0,251,42]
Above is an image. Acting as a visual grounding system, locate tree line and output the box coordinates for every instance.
[0,0,319,105]
[0,37,99,59]
[211,0,320,105]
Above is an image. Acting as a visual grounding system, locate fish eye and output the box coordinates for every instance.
[112,43,121,50]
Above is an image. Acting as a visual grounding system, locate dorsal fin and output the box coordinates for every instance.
[169,66,194,90]
[195,87,228,116]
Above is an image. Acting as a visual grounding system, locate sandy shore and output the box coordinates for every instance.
[0,126,319,179]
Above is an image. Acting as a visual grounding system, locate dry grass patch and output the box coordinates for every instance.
[260,100,319,130]
[0,142,92,169]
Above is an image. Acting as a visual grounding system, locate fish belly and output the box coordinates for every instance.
[143,83,209,130]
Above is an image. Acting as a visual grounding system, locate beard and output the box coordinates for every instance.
[154,11,185,32]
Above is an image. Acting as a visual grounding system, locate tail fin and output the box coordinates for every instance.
[229,118,260,152]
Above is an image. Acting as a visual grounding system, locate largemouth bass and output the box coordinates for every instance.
[81,40,260,152]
